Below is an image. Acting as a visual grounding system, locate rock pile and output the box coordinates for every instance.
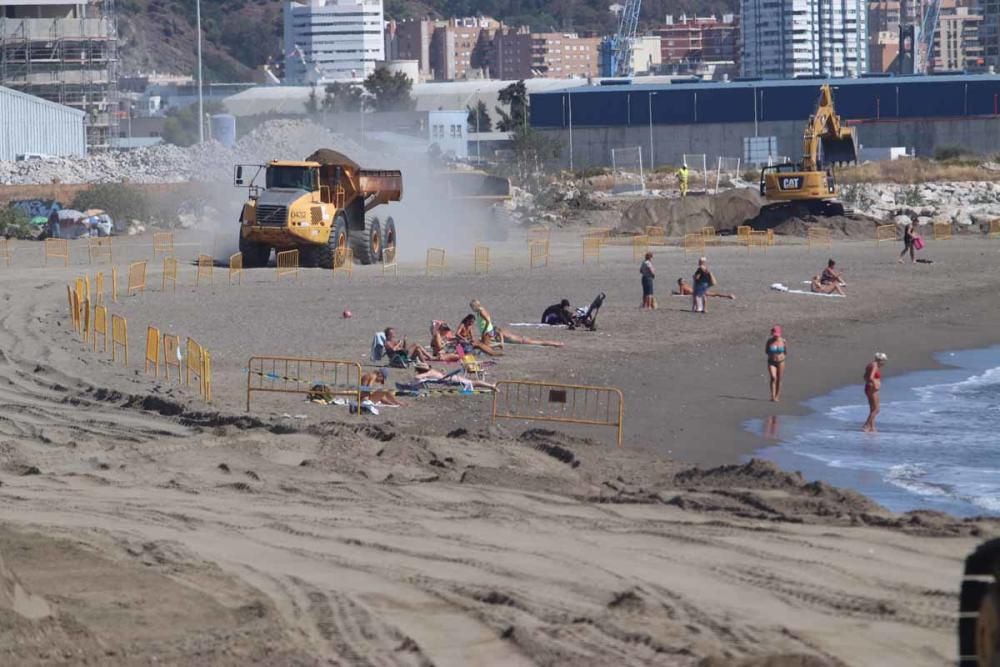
[0,120,368,186]
[844,181,1000,227]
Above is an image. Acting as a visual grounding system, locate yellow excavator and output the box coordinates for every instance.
[759,84,858,216]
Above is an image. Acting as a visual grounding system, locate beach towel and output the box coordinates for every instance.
[370,331,387,362]
[507,322,564,328]
[771,283,846,298]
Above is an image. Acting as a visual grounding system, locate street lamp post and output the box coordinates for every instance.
[476,88,481,164]
[648,91,656,171]
[568,91,574,172]
[196,0,204,143]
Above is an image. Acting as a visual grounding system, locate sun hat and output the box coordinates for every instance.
[771,325,782,336]
[413,361,431,372]
[874,352,888,362]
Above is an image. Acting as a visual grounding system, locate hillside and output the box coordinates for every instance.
[116,0,738,81]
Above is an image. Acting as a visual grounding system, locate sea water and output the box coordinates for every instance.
[748,346,1000,518]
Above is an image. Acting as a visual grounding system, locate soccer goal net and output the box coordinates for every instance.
[611,146,645,194]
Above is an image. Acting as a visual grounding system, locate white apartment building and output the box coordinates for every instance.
[283,0,385,83]
[740,0,867,78]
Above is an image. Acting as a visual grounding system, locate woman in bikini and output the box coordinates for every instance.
[765,325,786,402]
[430,323,462,362]
[862,352,887,432]
[457,314,502,356]
[469,299,564,348]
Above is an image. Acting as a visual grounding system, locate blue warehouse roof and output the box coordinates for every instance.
[529,74,1000,128]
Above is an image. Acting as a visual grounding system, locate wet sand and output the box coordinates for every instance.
[1,231,998,665]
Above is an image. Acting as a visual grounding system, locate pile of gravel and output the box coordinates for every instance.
[0,120,369,186]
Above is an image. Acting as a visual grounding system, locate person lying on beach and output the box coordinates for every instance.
[673,278,735,300]
[413,361,496,391]
[384,327,432,364]
[470,299,563,347]
[430,323,462,362]
[541,299,575,326]
[361,368,405,407]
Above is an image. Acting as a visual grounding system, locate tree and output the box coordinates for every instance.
[161,100,224,146]
[495,80,528,132]
[501,126,563,189]
[363,69,416,112]
[466,100,492,133]
[323,82,364,113]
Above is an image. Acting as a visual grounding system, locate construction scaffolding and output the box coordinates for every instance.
[0,0,119,151]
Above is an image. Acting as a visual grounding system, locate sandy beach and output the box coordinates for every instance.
[2,229,999,665]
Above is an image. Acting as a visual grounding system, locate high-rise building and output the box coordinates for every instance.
[491,28,601,79]
[389,17,498,81]
[935,5,983,70]
[656,14,737,66]
[283,0,385,83]
[740,0,867,78]
[983,0,1000,69]
[0,0,118,150]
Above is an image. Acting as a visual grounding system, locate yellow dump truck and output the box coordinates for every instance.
[235,149,402,268]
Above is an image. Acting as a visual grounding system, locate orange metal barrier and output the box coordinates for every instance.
[683,233,706,254]
[93,305,108,353]
[933,221,952,240]
[582,237,602,265]
[111,266,119,302]
[0,238,12,267]
[81,296,91,342]
[229,252,243,285]
[646,226,667,246]
[196,254,214,285]
[186,338,212,401]
[152,232,174,258]
[767,229,775,246]
[276,249,299,281]
[807,228,832,249]
[701,226,717,245]
[162,334,181,382]
[426,248,446,276]
[66,285,79,332]
[875,224,897,246]
[87,237,113,264]
[162,256,178,291]
[474,245,490,274]
[245,355,362,412]
[632,235,649,261]
[127,260,147,296]
[492,380,624,447]
[989,219,1000,238]
[737,225,752,242]
[747,230,769,253]
[382,245,398,278]
[526,226,551,245]
[44,238,69,266]
[333,247,354,280]
[144,326,160,375]
[111,314,128,365]
[94,271,104,305]
[582,227,611,240]
[529,240,549,270]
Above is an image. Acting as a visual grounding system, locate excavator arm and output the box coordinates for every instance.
[801,84,858,172]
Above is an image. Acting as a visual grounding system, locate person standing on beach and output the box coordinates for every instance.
[765,326,786,402]
[898,222,917,263]
[862,352,888,433]
[640,252,656,309]
[678,164,689,197]
[692,257,714,313]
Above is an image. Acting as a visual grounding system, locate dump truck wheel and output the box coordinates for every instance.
[352,215,382,265]
[239,235,270,268]
[382,217,397,254]
[318,214,348,269]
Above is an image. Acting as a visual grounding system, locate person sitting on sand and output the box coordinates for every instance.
[470,299,564,348]
[817,259,846,295]
[457,314,502,356]
[862,352,887,433]
[810,272,845,296]
[541,299,575,326]
[384,327,432,364]
[765,325,787,402]
[674,278,735,300]
[430,323,462,362]
[361,368,405,407]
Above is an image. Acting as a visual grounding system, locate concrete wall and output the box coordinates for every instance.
[540,117,1000,170]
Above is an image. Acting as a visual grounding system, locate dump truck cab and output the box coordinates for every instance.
[236,150,401,269]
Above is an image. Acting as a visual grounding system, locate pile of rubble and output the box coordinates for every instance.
[0,120,367,186]
[845,181,1000,227]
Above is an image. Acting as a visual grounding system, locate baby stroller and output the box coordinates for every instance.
[570,292,605,331]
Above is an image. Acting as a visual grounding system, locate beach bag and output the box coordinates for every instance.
[913,235,924,250]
